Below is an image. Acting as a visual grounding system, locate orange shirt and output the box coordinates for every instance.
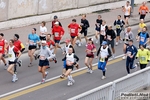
[139,6,149,15]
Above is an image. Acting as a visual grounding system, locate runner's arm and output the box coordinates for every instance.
[97,47,101,56]
[74,54,79,62]
[62,55,67,61]
[114,20,116,26]
[20,43,25,52]
[107,48,112,58]
[136,50,140,59]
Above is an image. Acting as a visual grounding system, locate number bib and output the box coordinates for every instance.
[141,56,146,61]
[116,25,121,29]
[107,35,111,40]
[40,56,46,60]
[141,37,145,42]
[141,10,146,14]
[127,51,131,56]
[55,32,59,37]
[0,46,3,51]
[71,29,75,33]
[9,54,12,58]
[29,40,35,45]
[100,58,105,62]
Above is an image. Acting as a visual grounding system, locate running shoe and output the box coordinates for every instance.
[17,60,22,67]
[96,40,99,44]
[45,71,49,79]
[41,79,45,84]
[115,42,118,46]
[34,54,38,60]
[70,78,75,84]
[87,67,91,73]
[122,55,126,60]
[67,80,73,86]
[89,69,93,74]
[28,63,33,67]
[4,64,7,70]
[12,74,18,82]
[78,43,81,47]
[101,76,106,80]
[60,74,65,79]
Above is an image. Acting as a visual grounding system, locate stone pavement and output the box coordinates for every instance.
[1,3,150,53]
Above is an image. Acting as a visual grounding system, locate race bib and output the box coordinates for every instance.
[140,37,145,42]
[29,40,35,45]
[0,46,3,50]
[107,35,111,40]
[40,56,46,60]
[141,10,146,14]
[141,56,146,61]
[127,51,131,56]
[100,58,105,62]
[66,60,73,66]
[101,30,105,35]
[71,29,75,33]
[55,32,59,37]
[8,54,12,58]
[116,25,121,29]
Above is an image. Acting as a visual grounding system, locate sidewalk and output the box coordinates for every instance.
[1,3,150,53]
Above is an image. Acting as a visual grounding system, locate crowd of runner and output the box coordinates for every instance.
[1,1,150,86]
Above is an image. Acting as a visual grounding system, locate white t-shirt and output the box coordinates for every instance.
[40,26,47,36]
[124,5,131,16]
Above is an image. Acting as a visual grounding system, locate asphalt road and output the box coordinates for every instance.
[0,23,150,100]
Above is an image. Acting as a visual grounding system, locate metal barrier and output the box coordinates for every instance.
[68,67,150,100]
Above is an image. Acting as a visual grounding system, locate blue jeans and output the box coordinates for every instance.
[98,61,107,71]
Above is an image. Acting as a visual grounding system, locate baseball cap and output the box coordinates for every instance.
[54,21,59,25]
[65,39,70,43]
[54,15,58,19]
[102,41,107,45]
[41,41,47,44]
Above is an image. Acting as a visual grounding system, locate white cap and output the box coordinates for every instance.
[54,21,59,25]
[41,41,46,44]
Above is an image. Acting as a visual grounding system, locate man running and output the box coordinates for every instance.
[38,41,55,84]
[68,19,81,47]
[137,26,150,48]
[13,34,25,73]
[96,41,112,79]
[77,14,90,46]
[106,25,116,58]
[100,20,108,45]
[27,28,40,67]
[125,40,137,74]
[139,2,150,20]
[62,47,79,86]
[138,19,146,33]
[122,1,132,26]
[135,45,150,69]
[39,21,47,41]
[114,15,125,46]
[0,33,8,69]
[51,15,62,29]
[95,15,103,44]
[52,22,65,54]
[7,39,21,82]
[122,27,134,59]
[85,38,96,74]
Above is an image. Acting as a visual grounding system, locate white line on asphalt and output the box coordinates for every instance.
[0,54,124,98]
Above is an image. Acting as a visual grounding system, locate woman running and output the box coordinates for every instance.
[85,38,96,74]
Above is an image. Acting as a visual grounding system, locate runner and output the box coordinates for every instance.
[27,28,40,67]
[138,19,146,33]
[137,26,150,48]
[100,20,108,45]
[62,47,79,86]
[78,14,90,46]
[122,27,134,60]
[0,33,8,69]
[52,22,65,54]
[13,34,25,74]
[96,41,112,79]
[7,39,21,82]
[125,40,137,74]
[60,39,78,78]
[114,15,125,46]
[39,21,47,41]
[95,15,103,44]
[38,41,55,84]
[139,2,150,20]
[135,45,150,69]
[68,19,81,47]
[122,1,131,26]
[51,15,62,29]
[106,25,116,58]
[85,38,96,74]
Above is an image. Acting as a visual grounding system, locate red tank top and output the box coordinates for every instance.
[0,39,5,54]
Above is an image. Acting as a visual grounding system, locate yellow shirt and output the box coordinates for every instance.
[138,23,146,32]
[136,49,150,64]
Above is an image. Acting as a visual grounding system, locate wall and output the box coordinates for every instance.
[0,0,149,29]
